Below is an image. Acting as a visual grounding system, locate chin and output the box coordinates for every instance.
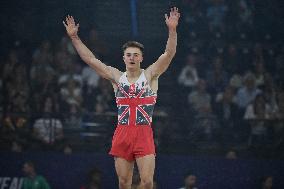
[127,64,136,68]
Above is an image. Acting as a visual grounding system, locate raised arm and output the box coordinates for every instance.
[145,7,180,79]
[63,15,121,82]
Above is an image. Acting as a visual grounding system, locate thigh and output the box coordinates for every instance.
[136,154,155,180]
[115,157,135,180]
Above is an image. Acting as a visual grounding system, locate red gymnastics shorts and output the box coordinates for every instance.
[109,124,155,161]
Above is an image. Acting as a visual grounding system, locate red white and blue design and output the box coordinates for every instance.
[115,71,157,126]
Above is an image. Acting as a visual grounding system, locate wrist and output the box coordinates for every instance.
[168,28,177,33]
[70,35,80,41]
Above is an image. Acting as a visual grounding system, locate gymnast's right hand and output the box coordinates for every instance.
[63,15,79,39]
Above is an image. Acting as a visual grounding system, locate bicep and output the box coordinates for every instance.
[88,58,121,82]
[146,52,172,78]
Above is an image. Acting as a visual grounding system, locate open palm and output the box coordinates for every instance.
[165,7,180,29]
[63,15,79,38]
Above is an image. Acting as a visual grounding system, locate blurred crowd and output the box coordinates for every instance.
[166,0,284,158]
[0,29,115,153]
[0,0,283,160]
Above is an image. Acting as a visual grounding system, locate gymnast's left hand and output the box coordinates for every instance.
[165,7,180,30]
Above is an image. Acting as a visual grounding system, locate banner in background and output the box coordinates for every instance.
[0,177,23,189]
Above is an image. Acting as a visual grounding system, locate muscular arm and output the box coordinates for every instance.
[146,7,180,79]
[71,36,120,81]
[63,15,121,82]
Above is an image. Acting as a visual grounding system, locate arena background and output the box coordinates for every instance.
[0,0,284,188]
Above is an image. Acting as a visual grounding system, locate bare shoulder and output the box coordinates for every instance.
[144,67,159,93]
[107,66,123,83]
[144,67,152,81]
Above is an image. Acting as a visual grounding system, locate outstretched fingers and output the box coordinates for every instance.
[164,13,169,21]
[170,7,180,18]
[63,20,67,28]
[63,15,74,27]
[63,16,69,28]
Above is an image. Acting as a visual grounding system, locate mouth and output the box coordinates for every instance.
[130,62,135,65]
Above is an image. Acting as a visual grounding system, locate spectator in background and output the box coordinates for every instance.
[63,143,73,155]
[82,65,101,91]
[274,49,284,87]
[83,77,115,113]
[29,93,44,119]
[11,140,23,152]
[273,91,284,149]
[224,43,241,74]
[188,79,217,140]
[182,0,206,32]
[32,96,64,151]
[22,161,51,189]
[213,86,240,146]
[58,35,76,56]
[252,43,265,67]
[178,54,199,93]
[57,59,83,88]
[1,112,29,150]
[32,40,53,66]
[262,73,278,114]
[244,94,272,149]
[0,73,3,118]
[253,59,267,88]
[236,72,262,112]
[275,91,284,120]
[95,78,115,112]
[58,59,83,109]
[53,47,73,74]
[229,74,243,90]
[178,172,198,189]
[80,167,102,189]
[205,56,229,96]
[255,176,274,189]
[5,64,29,113]
[2,64,30,149]
[60,78,83,107]
[81,65,101,112]
[30,40,56,93]
[64,103,82,128]
[206,0,227,32]
[225,149,238,160]
[2,50,19,80]
[188,79,212,115]
[236,0,253,31]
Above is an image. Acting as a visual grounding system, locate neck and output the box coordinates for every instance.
[126,68,142,78]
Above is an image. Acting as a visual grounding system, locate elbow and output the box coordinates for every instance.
[81,55,94,64]
[166,49,176,58]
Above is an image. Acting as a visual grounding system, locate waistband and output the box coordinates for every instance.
[117,124,151,127]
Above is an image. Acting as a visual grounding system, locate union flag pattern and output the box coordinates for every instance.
[115,72,157,126]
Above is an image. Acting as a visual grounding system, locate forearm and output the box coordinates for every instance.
[146,28,177,77]
[70,35,96,63]
[164,28,177,58]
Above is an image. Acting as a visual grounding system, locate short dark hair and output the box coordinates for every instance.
[184,171,195,179]
[122,41,144,54]
[25,161,35,169]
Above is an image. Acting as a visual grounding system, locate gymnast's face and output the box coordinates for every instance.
[123,47,143,70]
